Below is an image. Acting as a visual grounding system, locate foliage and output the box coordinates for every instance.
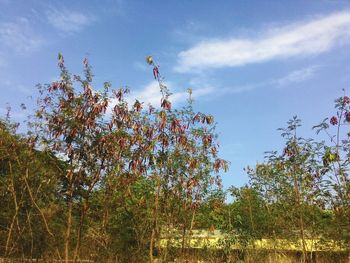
[0,55,227,262]
[2,55,350,263]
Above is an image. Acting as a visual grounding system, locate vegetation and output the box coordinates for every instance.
[0,55,349,262]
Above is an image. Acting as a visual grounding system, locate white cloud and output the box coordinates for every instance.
[108,65,315,110]
[220,65,320,94]
[47,8,94,33]
[0,17,43,54]
[107,81,213,111]
[275,65,320,86]
[0,78,32,94]
[127,81,167,106]
[176,11,350,72]
[126,81,191,107]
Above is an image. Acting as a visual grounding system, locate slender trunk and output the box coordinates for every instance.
[26,210,34,260]
[149,176,161,263]
[189,209,196,237]
[5,162,20,257]
[24,168,53,236]
[161,201,171,263]
[65,189,74,263]
[149,229,155,263]
[269,207,278,260]
[179,208,198,262]
[73,202,87,263]
[56,248,62,260]
[293,171,307,263]
[248,193,255,235]
[181,224,186,262]
[5,209,18,256]
[290,133,308,263]
[299,212,307,263]
[180,198,189,263]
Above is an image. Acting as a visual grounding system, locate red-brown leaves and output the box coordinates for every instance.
[145,126,154,139]
[48,82,60,92]
[117,138,127,148]
[133,100,142,112]
[330,116,338,126]
[214,158,228,172]
[189,159,198,170]
[158,111,167,130]
[202,134,213,147]
[153,66,159,79]
[83,86,93,103]
[210,146,218,157]
[170,118,181,133]
[178,135,187,146]
[158,133,169,147]
[129,159,142,173]
[345,112,350,122]
[161,98,171,111]
[59,99,65,109]
[66,144,73,158]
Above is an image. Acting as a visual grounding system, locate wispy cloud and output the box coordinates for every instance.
[176,11,350,72]
[0,77,33,94]
[221,65,320,94]
[47,8,94,33]
[123,81,213,108]
[0,17,43,54]
[126,65,318,106]
[127,81,169,106]
[275,65,320,86]
[125,65,319,107]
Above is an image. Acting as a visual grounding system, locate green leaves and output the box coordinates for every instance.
[322,147,339,167]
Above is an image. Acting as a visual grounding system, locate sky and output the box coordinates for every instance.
[1,0,350,189]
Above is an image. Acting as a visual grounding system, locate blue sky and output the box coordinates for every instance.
[1,0,350,188]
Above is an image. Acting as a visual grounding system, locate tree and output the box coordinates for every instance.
[0,118,64,259]
[313,94,350,246]
[0,54,228,262]
[247,117,324,263]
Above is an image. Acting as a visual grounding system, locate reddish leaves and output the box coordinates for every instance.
[153,66,159,80]
[214,159,228,173]
[330,116,338,126]
[345,112,350,122]
[161,98,171,111]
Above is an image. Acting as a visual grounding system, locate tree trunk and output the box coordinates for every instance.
[24,168,53,236]
[65,189,74,263]
[5,161,20,257]
[293,170,308,263]
[149,176,161,263]
[73,202,87,263]
[180,224,186,262]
